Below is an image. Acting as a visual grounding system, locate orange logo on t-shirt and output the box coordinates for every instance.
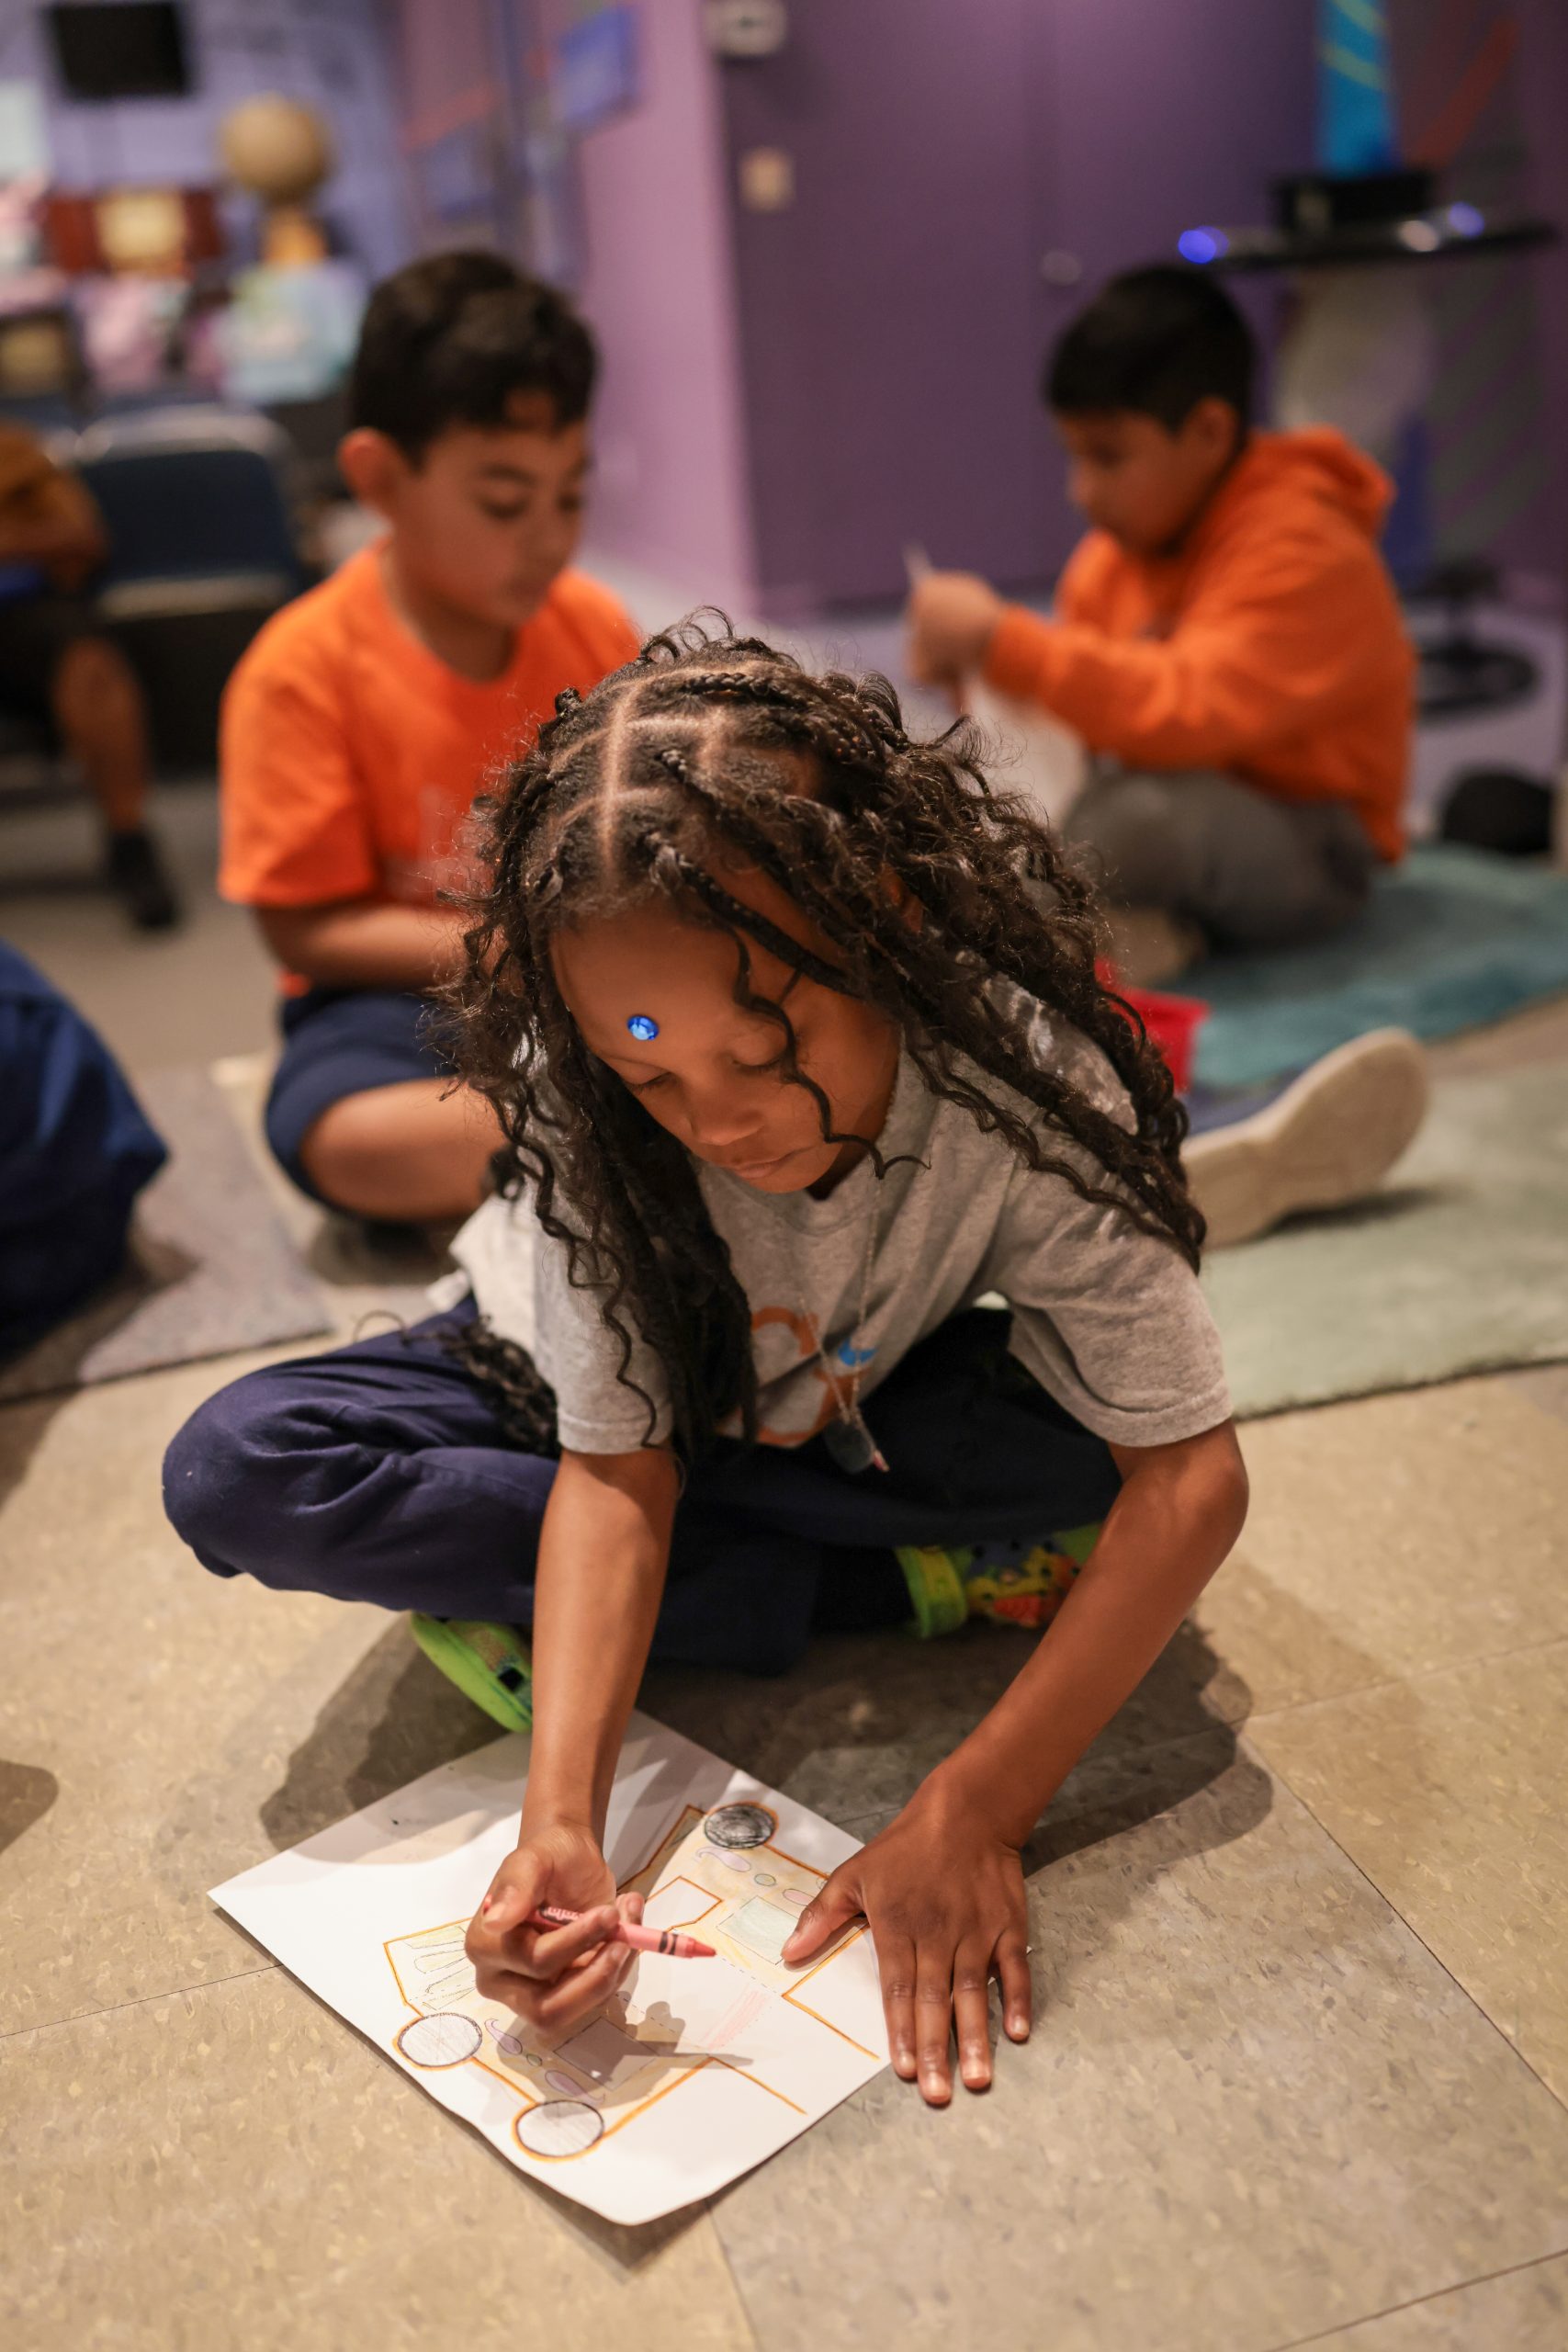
[746,1305,877,1449]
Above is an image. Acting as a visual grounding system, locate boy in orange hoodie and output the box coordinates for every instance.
[906,266,1415,980]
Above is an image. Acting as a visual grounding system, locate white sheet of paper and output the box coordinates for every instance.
[211,1712,888,2224]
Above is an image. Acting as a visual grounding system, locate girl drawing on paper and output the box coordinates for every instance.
[166,619,1247,2105]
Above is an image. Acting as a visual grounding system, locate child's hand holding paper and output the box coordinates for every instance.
[904,546,1087,828]
[904,558,1008,692]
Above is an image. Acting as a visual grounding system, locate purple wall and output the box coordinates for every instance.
[720,0,1317,609]
[719,0,1055,612]
[573,2,757,609]
[396,0,1563,610]
[1514,0,1568,596]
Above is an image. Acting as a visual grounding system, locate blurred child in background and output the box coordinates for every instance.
[906,266,1414,987]
[0,423,178,930]
[219,253,638,1226]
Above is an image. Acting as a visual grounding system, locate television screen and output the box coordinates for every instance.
[47,5,191,102]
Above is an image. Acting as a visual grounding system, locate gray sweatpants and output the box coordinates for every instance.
[1063,769,1376,951]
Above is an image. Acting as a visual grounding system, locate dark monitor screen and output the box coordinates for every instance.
[47,5,191,102]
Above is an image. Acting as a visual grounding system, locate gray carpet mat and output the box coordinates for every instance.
[0,1065,333,1403]
[1204,1059,1568,1417]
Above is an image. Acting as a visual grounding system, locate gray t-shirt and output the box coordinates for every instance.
[449,1007,1230,1457]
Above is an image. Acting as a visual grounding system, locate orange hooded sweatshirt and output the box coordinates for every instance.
[982,428,1414,860]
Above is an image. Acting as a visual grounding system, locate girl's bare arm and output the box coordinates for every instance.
[941,1418,1248,1841]
[522,1444,682,1840]
[464,1445,680,2032]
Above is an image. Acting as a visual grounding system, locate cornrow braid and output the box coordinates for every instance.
[446,613,1201,1461]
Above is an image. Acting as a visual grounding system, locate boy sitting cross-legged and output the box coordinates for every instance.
[906,264,1415,986]
[908,265,1427,1239]
[220,251,639,1224]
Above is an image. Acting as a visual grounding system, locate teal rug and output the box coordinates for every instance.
[1183,845,1568,1089]
[1203,1059,1568,1418]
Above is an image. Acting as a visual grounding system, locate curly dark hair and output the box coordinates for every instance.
[449,616,1201,1462]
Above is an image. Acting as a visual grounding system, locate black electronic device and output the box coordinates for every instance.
[1272,169,1435,236]
[46,4,191,103]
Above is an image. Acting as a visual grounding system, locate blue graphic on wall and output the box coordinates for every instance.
[1317,0,1398,175]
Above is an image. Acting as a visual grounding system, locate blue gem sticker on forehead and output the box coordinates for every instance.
[626,1013,660,1042]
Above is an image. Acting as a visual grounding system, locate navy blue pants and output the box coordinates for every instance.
[164,1303,1121,1676]
[0,939,166,1358]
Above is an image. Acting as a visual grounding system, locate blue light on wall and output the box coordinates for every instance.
[1178,227,1230,265]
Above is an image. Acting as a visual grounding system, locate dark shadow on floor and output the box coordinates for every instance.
[260,1629,497,1850]
[1021,1722,1269,1873]
[0,1391,69,1861]
[248,1599,1286,2270]
[0,1232,199,1405]
[1273,1180,1451,1237]
[259,1586,1273,1996]
[0,1386,68,1516]
[0,1758,60,1856]
[303,1216,454,1295]
[640,1606,1255,1849]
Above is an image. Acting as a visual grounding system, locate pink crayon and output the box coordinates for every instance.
[528,1902,716,1960]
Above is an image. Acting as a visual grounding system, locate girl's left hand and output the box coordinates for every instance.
[781,1776,1032,2105]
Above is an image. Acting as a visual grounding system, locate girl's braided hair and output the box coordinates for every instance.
[449,615,1202,1461]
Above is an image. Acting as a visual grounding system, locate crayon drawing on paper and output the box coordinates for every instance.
[211,1716,888,2223]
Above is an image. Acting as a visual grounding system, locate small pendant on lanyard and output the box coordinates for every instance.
[822,1416,888,1476]
[801,1204,889,1476]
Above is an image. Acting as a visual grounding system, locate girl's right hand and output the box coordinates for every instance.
[465,1822,642,2039]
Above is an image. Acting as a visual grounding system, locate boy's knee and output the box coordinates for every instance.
[297,1095,380,1211]
[296,1082,491,1222]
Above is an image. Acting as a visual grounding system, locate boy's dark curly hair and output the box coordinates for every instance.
[449,616,1201,1462]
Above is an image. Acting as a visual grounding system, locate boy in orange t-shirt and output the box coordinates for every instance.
[906,266,1415,981]
[220,253,639,1222]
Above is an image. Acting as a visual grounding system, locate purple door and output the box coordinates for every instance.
[1034,0,1316,571]
[718,0,1314,610]
[719,0,1054,609]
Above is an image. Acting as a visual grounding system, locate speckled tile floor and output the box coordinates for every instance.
[3,828,1567,2350]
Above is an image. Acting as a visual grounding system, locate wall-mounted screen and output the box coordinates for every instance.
[46,5,191,103]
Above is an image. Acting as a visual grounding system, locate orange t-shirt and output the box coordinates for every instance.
[982,429,1414,860]
[219,545,640,955]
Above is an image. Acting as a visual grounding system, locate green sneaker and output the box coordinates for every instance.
[894,1544,973,1638]
[409,1615,534,1731]
[895,1523,1103,1640]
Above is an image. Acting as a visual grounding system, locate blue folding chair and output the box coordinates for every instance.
[73,405,306,620]
[69,406,309,770]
